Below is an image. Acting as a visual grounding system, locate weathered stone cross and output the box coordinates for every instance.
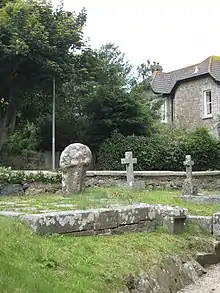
[183,154,194,182]
[183,154,198,195]
[121,151,137,187]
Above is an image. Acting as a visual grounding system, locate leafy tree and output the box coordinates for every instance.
[0,0,86,150]
[56,44,153,155]
[129,60,163,121]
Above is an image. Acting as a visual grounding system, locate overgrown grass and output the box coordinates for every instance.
[0,187,220,215]
[0,216,214,293]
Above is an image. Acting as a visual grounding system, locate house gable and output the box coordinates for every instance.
[172,76,220,137]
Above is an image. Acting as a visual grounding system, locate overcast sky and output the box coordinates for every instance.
[52,0,220,72]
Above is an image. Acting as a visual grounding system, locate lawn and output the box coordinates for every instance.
[0,187,218,292]
[0,187,220,216]
[0,216,214,293]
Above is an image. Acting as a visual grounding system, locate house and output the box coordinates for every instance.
[151,56,220,137]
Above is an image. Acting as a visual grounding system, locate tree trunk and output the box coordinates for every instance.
[0,88,20,152]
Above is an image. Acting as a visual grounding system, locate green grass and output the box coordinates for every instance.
[1,187,220,216]
[0,216,214,293]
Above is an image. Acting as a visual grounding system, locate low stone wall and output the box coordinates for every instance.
[86,170,220,190]
[18,169,220,190]
[2,170,220,196]
[1,204,187,235]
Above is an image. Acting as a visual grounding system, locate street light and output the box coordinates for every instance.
[52,77,56,170]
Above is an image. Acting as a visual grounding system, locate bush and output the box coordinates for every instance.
[97,127,220,171]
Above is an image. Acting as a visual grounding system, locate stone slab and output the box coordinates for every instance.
[117,204,150,225]
[0,211,22,217]
[180,195,220,205]
[94,208,119,230]
[196,241,220,265]
[21,210,95,234]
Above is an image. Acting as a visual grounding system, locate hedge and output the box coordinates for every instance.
[0,167,61,184]
[97,127,220,171]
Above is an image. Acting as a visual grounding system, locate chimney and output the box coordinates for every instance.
[151,62,163,77]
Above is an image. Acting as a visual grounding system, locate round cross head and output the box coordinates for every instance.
[59,143,92,170]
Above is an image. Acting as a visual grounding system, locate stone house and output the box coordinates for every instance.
[151,56,220,137]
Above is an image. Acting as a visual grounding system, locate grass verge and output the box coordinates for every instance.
[0,187,220,215]
[0,216,214,293]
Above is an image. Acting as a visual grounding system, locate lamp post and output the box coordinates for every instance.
[52,77,56,170]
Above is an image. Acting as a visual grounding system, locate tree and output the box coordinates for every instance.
[130,60,163,119]
[60,44,154,154]
[0,0,86,150]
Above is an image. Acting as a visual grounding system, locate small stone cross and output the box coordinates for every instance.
[183,154,194,181]
[183,154,198,195]
[121,151,137,187]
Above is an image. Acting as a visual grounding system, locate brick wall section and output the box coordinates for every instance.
[171,76,220,137]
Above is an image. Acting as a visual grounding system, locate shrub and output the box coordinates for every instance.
[97,127,220,171]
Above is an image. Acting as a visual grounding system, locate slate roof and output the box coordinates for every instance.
[151,56,220,94]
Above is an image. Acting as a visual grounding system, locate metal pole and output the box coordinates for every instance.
[52,77,56,170]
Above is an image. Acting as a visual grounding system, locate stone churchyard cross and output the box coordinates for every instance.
[183,154,198,195]
[121,151,137,187]
[183,154,194,182]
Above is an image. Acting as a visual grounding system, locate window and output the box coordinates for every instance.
[160,99,168,123]
[203,90,212,118]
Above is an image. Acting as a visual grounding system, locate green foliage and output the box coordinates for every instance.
[0,167,61,184]
[97,127,220,171]
[6,122,38,154]
[0,0,86,150]
[47,44,156,152]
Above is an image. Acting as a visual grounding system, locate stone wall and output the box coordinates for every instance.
[5,170,220,194]
[172,76,220,137]
[85,170,220,190]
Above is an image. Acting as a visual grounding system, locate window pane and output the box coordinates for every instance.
[206,91,211,103]
[207,102,212,115]
[160,103,165,120]
[204,91,212,115]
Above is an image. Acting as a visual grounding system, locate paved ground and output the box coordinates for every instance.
[179,263,220,293]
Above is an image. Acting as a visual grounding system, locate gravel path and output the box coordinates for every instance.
[178,263,220,293]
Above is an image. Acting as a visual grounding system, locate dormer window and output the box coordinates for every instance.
[193,66,199,74]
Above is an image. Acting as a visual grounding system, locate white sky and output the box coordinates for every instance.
[52,0,220,72]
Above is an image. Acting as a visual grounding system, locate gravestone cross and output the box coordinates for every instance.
[183,154,194,182]
[121,151,137,187]
[183,154,197,195]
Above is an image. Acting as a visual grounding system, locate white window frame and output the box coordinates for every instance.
[160,99,168,123]
[203,90,212,118]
